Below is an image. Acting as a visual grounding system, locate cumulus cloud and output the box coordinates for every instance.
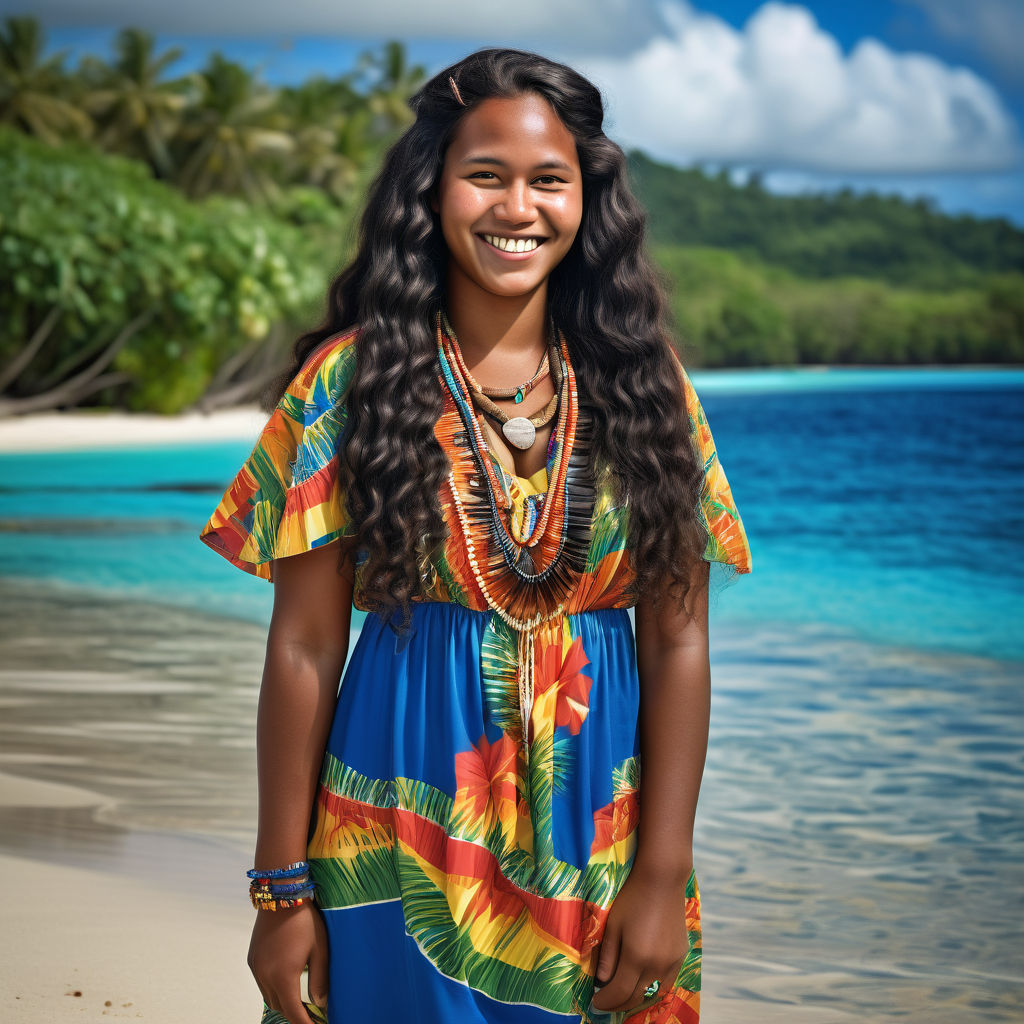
[578,1,1021,174]
[902,0,1024,85]
[18,0,1021,174]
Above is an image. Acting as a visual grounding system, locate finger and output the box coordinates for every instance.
[624,956,682,1014]
[594,922,620,986]
[307,937,330,1009]
[623,969,661,1013]
[281,974,318,1024]
[252,975,273,1012]
[591,958,640,1013]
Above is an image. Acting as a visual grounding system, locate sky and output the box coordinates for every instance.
[10,0,1024,225]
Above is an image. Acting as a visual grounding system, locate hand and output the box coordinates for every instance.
[590,862,690,1015]
[248,903,329,1024]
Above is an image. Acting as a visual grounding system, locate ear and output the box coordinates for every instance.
[429,188,439,215]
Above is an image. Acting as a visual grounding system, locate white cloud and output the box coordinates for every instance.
[18,0,1021,174]
[902,0,1024,85]
[577,1,1021,174]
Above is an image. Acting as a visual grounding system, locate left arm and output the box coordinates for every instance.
[591,557,710,1015]
[633,554,710,881]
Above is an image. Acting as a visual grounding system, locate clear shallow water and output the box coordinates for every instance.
[1,366,1021,658]
[1,366,1022,1021]
[0,579,1020,1022]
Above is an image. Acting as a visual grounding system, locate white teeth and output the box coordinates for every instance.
[483,234,540,253]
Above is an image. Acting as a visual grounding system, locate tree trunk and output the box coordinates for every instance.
[0,308,157,418]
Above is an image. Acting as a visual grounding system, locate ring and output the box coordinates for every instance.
[642,979,660,999]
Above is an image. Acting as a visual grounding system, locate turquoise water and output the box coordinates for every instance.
[1,365,1021,660]
[2,365,1022,1022]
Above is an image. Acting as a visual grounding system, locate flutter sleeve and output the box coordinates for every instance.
[670,348,753,595]
[199,330,359,583]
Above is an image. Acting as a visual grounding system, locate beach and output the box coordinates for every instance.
[0,575,804,1024]
[0,406,270,452]
[2,574,1021,1022]
[2,377,1022,1023]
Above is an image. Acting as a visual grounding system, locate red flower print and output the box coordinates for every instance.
[590,790,640,856]
[591,800,615,855]
[453,731,519,828]
[536,633,593,735]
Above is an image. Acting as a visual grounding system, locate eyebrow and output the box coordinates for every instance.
[459,154,575,173]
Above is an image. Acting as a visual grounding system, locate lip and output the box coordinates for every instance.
[475,232,547,261]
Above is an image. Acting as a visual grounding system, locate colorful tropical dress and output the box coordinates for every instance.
[199,321,752,1024]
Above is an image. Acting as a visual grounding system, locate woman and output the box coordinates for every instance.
[200,47,751,1024]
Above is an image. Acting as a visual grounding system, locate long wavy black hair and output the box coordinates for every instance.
[267,47,710,629]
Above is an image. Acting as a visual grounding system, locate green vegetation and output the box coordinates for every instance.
[0,15,1020,414]
[0,128,347,413]
[629,152,1024,289]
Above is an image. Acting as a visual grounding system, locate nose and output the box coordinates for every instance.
[495,179,536,222]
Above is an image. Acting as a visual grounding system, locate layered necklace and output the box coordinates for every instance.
[434,310,597,764]
[441,309,558,452]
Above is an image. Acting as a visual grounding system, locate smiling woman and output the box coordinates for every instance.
[199,46,751,1024]
[432,92,583,298]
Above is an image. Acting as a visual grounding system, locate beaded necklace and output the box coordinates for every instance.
[434,310,597,764]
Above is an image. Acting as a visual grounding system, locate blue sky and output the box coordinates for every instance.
[11,0,1024,224]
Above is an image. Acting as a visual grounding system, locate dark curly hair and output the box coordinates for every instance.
[266,46,709,630]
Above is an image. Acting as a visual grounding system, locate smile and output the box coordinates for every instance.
[479,233,544,254]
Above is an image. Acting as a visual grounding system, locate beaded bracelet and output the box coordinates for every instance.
[247,861,317,911]
[264,879,314,895]
[246,860,309,881]
[249,880,316,911]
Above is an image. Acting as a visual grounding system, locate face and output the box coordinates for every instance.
[432,93,584,300]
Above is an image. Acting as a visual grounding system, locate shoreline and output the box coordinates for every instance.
[1,575,1021,1021]
[0,404,268,453]
[1,363,1021,454]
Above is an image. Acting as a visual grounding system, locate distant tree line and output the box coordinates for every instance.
[0,15,1020,415]
[628,152,1024,290]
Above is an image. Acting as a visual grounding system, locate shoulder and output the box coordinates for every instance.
[664,344,703,420]
[284,325,360,406]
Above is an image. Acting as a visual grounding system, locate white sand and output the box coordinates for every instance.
[0,407,269,453]
[0,852,262,1023]
[0,770,262,1022]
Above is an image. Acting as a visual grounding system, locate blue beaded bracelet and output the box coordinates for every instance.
[246,860,310,881]
[267,880,316,896]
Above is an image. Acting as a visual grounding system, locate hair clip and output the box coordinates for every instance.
[448,75,466,107]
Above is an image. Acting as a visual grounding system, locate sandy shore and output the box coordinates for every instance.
[0,773,261,1023]
[0,406,269,453]
[2,574,1019,1021]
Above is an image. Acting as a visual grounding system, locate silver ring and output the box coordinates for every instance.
[642,979,660,999]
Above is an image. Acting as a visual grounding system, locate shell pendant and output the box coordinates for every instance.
[502,416,536,450]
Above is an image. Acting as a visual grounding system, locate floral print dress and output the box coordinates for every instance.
[200,323,751,1024]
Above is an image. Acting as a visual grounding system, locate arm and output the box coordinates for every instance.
[632,555,710,882]
[591,556,710,1015]
[247,538,356,1024]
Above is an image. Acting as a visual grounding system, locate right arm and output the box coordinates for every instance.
[247,537,356,1024]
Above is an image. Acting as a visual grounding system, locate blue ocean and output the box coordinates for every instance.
[2,366,1021,659]
[1,365,1022,1022]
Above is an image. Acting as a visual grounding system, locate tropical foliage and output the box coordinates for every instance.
[0,14,1020,415]
[0,127,340,413]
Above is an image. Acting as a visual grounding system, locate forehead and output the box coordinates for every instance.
[445,94,579,163]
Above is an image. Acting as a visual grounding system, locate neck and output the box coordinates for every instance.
[443,271,550,363]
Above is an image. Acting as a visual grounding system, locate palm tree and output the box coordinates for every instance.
[275,75,376,204]
[79,27,198,178]
[0,15,91,144]
[173,53,293,202]
[359,40,426,134]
